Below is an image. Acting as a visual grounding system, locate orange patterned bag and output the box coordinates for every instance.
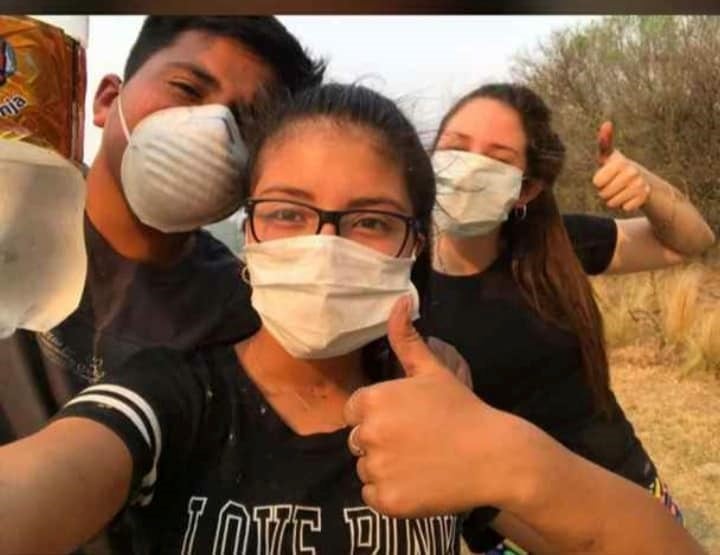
[0,16,86,162]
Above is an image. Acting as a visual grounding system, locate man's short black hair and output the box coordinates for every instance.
[123,16,325,95]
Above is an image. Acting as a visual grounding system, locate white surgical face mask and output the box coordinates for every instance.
[117,94,248,233]
[243,234,419,359]
[432,149,523,237]
[0,141,86,338]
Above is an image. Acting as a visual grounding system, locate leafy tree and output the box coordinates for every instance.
[512,16,720,233]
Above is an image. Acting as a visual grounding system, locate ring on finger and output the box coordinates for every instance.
[349,425,366,457]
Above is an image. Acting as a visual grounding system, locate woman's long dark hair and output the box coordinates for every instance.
[436,83,612,413]
[245,83,436,381]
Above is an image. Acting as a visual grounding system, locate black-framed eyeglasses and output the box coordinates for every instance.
[245,198,420,257]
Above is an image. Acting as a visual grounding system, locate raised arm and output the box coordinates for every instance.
[0,347,205,555]
[344,297,706,555]
[593,121,715,274]
[0,418,132,554]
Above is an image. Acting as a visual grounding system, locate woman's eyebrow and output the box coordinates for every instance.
[487,143,521,156]
[443,130,470,139]
[346,197,408,213]
[441,131,521,156]
[254,187,408,214]
[254,185,315,201]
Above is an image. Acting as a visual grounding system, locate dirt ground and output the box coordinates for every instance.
[611,343,720,553]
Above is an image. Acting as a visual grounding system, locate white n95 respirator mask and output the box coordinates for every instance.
[118,95,248,233]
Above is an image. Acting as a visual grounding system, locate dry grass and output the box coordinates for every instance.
[593,271,658,347]
[696,311,720,376]
[611,342,720,553]
[592,263,720,378]
[657,265,703,347]
[593,262,720,552]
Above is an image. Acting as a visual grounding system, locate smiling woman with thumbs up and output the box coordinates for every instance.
[426,82,715,554]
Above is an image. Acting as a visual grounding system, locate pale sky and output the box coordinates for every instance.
[83,15,602,163]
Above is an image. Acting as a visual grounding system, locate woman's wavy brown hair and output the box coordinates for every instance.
[435,83,612,413]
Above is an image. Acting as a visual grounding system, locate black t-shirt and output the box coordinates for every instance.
[56,346,462,554]
[423,215,656,549]
[36,216,261,407]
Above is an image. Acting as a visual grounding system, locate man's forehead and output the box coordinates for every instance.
[144,30,276,87]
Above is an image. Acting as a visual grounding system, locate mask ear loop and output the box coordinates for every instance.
[115,86,132,143]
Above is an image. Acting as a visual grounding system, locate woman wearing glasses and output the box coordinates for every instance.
[0,84,704,554]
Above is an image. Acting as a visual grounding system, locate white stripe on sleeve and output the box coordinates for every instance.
[65,393,152,447]
[82,384,162,459]
[65,384,164,497]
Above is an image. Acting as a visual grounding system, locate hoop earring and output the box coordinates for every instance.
[514,205,527,221]
[241,265,251,286]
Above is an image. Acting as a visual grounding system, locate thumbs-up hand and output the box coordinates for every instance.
[343,296,507,518]
[593,121,652,212]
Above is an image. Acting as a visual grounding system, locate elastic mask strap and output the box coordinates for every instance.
[116,86,132,142]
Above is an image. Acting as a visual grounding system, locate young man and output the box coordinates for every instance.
[34,17,324,406]
[0,17,323,554]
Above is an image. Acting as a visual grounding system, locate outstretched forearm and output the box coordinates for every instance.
[593,148,715,272]
[488,414,705,555]
[0,418,131,554]
[641,172,716,257]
